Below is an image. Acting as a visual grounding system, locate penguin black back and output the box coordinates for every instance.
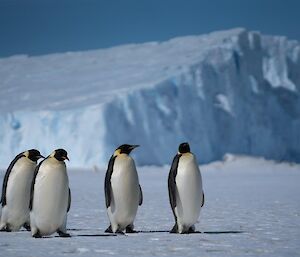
[168,154,181,219]
[104,155,117,208]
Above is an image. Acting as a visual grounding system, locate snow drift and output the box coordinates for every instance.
[0,28,299,167]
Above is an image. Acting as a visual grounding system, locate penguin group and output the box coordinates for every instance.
[0,142,204,237]
[0,149,70,237]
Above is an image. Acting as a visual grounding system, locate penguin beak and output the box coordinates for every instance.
[39,155,45,159]
[63,156,70,161]
[130,145,140,150]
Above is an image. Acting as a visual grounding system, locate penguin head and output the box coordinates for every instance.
[114,144,139,156]
[25,149,44,162]
[178,142,191,154]
[51,149,69,161]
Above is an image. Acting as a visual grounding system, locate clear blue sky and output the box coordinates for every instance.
[0,0,299,57]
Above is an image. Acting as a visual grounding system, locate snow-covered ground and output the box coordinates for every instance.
[0,155,299,257]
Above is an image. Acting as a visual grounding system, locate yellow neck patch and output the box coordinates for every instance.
[179,152,192,157]
[49,151,56,158]
[113,149,121,157]
[24,151,29,158]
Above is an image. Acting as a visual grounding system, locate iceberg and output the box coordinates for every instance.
[0,28,299,167]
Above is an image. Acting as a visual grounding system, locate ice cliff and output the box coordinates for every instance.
[0,28,299,167]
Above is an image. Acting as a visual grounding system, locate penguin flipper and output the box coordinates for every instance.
[201,191,205,207]
[168,154,181,218]
[29,159,45,210]
[0,169,11,207]
[67,188,71,212]
[139,184,143,206]
[104,155,116,208]
[1,153,25,206]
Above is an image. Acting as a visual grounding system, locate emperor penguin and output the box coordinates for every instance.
[168,142,204,234]
[0,149,44,232]
[30,149,71,238]
[104,144,143,234]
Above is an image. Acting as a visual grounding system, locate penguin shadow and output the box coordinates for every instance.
[29,234,116,239]
[20,228,243,236]
[202,231,244,234]
[136,230,170,233]
[68,228,91,231]
[136,230,244,234]
[71,234,117,237]
[67,228,118,237]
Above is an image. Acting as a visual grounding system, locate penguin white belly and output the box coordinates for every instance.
[1,160,36,231]
[32,161,69,236]
[109,155,140,231]
[175,154,203,231]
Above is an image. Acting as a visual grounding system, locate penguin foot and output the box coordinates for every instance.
[32,231,42,238]
[0,225,11,232]
[115,229,125,235]
[170,223,178,234]
[57,230,71,238]
[23,223,31,231]
[187,226,196,234]
[105,225,125,234]
[125,225,137,233]
[105,225,113,233]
